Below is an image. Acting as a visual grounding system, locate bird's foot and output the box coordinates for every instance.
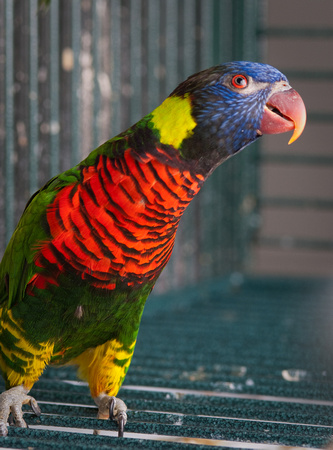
[94,394,127,437]
[0,385,41,436]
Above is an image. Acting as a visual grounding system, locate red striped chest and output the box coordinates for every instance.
[37,149,204,289]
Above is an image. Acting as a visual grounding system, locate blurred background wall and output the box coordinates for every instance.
[252,0,333,277]
[0,0,332,292]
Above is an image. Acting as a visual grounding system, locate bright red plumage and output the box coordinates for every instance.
[33,149,203,291]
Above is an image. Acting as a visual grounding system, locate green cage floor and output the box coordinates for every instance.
[0,277,332,449]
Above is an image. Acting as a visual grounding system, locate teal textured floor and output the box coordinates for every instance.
[0,277,332,449]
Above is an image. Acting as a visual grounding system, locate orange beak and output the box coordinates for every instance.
[259,87,307,144]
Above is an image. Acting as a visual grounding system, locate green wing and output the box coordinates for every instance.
[0,168,82,310]
[0,135,134,310]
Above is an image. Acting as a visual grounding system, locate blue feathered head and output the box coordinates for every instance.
[171,61,306,174]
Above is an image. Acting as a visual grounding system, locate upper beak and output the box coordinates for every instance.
[259,85,306,144]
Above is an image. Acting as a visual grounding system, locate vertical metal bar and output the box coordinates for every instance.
[80,2,93,158]
[119,0,131,131]
[5,0,14,243]
[229,0,244,271]
[110,0,121,136]
[50,0,60,177]
[211,0,234,273]
[183,0,196,77]
[213,0,232,64]
[199,0,213,70]
[95,1,112,144]
[71,0,81,166]
[165,0,178,94]
[241,0,260,267]
[29,0,39,194]
[230,0,261,271]
[182,0,199,283]
[201,0,224,276]
[0,1,5,253]
[92,0,100,149]
[176,0,184,82]
[147,0,160,112]
[242,0,258,60]
[164,0,179,286]
[231,0,244,60]
[130,0,142,123]
[212,0,220,64]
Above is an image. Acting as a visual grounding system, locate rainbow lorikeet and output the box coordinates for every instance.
[0,62,306,437]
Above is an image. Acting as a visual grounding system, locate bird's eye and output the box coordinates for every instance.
[231,74,248,89]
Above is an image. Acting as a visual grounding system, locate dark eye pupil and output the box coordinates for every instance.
[236,77,246,86]
[231,74,248,89]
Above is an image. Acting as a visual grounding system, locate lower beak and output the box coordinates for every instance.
[259,87,306,144]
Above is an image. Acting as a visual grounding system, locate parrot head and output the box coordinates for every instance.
[165,61,306,174]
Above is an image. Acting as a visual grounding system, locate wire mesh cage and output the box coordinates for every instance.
[0,0,262,291]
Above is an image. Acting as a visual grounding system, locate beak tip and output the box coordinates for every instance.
[288,133,297,145]
[288,108,307,145]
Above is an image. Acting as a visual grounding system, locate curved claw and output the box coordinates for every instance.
[117,412,126,438]
[30,397,41,417]
[108,396,127,437]
[109,396,116,420]
[8,414,15,427]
